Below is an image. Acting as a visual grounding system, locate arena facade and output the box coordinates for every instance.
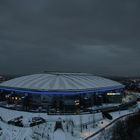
[0,73,125,113]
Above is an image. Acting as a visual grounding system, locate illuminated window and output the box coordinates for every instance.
[75,100,80,106]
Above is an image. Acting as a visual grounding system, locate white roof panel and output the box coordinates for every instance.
[0,73,123,91]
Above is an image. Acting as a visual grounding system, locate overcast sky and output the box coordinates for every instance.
[0,0,140,76]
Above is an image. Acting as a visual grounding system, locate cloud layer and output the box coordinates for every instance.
[0,0,140,76]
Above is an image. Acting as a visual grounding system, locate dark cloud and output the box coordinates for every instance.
[0,0,140,76]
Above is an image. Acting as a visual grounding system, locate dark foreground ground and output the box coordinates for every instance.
[111,112,140,140]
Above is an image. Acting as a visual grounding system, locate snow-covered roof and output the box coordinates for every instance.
[0,73,124,92]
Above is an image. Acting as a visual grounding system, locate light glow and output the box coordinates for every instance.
[107,93,121,96]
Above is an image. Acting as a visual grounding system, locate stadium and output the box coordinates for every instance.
[0,73,125,113]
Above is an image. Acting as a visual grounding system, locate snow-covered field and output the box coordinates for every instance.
[0,103,139,140]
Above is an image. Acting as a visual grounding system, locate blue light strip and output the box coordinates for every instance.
[0,85,125,95]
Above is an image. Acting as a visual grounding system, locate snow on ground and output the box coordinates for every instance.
[85,104,139,140]
[0,103,139,140]
[0,107,48,122]
[54,129,66,140]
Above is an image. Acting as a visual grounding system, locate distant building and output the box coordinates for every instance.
[0,76,6,83]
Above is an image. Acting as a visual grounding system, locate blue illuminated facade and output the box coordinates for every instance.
[0,79,125,113]
[0,85,124,95]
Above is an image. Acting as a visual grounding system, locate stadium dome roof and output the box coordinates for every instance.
[0,73,124,93]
